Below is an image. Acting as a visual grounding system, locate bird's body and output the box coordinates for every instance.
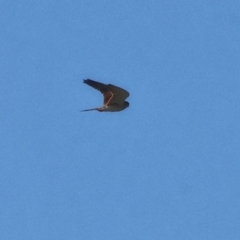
[81,79,130,112]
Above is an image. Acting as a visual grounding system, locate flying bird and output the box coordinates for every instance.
[81,79,130,112]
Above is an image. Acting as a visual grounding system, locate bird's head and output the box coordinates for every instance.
[124,101,130,108]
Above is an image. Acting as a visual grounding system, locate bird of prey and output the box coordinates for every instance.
[81,79,130,112]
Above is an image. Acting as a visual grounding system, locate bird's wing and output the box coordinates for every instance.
[83,79,113,105]
[83,79,129,105]
[83,79,108,94]
[106,84,130,105]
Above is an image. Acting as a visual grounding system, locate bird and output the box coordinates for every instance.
[81,79,130,112]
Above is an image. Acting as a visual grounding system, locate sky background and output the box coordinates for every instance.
[1,0,240,239]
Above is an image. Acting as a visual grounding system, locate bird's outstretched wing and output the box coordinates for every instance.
[106,84,129,105]
[83,79,129,105]
[83,79,108,94]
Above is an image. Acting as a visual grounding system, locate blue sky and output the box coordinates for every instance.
[1,1,240,239]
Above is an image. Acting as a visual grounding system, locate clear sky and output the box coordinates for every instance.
[1,1,240,239]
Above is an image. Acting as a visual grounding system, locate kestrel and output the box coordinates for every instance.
[81,79,130,112]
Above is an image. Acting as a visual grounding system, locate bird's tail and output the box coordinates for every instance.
[80,107,99,112]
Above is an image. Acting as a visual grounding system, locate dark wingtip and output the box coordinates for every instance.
[83,79,93,84]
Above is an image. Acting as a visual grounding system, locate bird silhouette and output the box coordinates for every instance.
[81,79,130,112]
